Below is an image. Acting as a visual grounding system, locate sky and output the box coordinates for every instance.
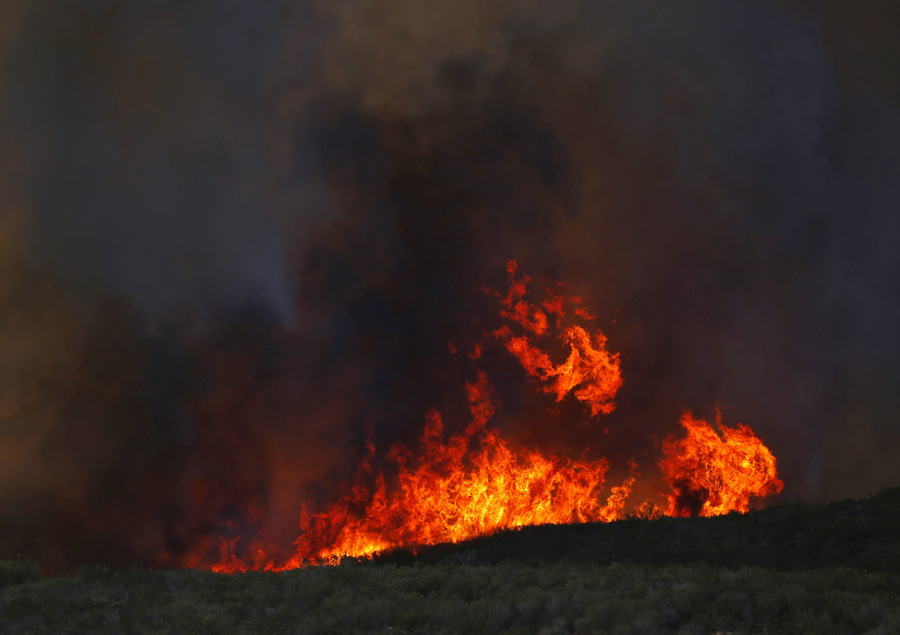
[1,0,899,572]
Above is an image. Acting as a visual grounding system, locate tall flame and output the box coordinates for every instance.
[199,261,783,573]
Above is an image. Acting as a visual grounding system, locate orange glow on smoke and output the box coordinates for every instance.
[660,411,784,517]
[201,261,783,573]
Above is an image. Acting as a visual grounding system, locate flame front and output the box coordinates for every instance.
[265,371,633,571]
[201,262,783,573]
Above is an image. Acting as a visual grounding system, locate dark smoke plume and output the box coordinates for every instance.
[1,0,899,571]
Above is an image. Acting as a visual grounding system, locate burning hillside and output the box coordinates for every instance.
[184,261,783,572]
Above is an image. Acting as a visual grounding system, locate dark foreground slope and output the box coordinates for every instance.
[2,488,899,635]
[379,486,900,572]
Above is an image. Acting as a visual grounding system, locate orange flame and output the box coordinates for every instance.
[198,261,783,573]
[494,260,623,417]
[660,411,785,517]
[224,372,632,571]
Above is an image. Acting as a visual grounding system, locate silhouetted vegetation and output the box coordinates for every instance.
[379,486,900,573]
[2,487,899,634]
[0,559,41,590]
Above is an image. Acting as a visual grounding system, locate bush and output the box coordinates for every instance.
[0,558,41,588]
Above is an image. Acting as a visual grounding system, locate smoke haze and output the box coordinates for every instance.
[1,0,899,572]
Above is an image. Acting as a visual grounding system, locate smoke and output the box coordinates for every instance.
[1,0,899,571]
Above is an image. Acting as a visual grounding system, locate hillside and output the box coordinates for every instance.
[377,486,900,572]
[1,488,899,634]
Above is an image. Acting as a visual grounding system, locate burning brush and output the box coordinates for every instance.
[200,261,782,572]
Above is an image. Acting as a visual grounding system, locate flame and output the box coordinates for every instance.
[660,411,785,517]
[493,260,623,417]
[211,371,633,572]
[196,261,783,573]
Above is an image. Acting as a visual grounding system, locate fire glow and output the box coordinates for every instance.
[203,261,783,573]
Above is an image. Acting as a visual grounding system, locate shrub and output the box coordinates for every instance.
[0,558,41,588]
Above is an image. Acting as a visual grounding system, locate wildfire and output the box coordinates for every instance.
[201,261,783,573]
[660,412,784,517]
[265,371,633,571]
[493,260,623,417]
